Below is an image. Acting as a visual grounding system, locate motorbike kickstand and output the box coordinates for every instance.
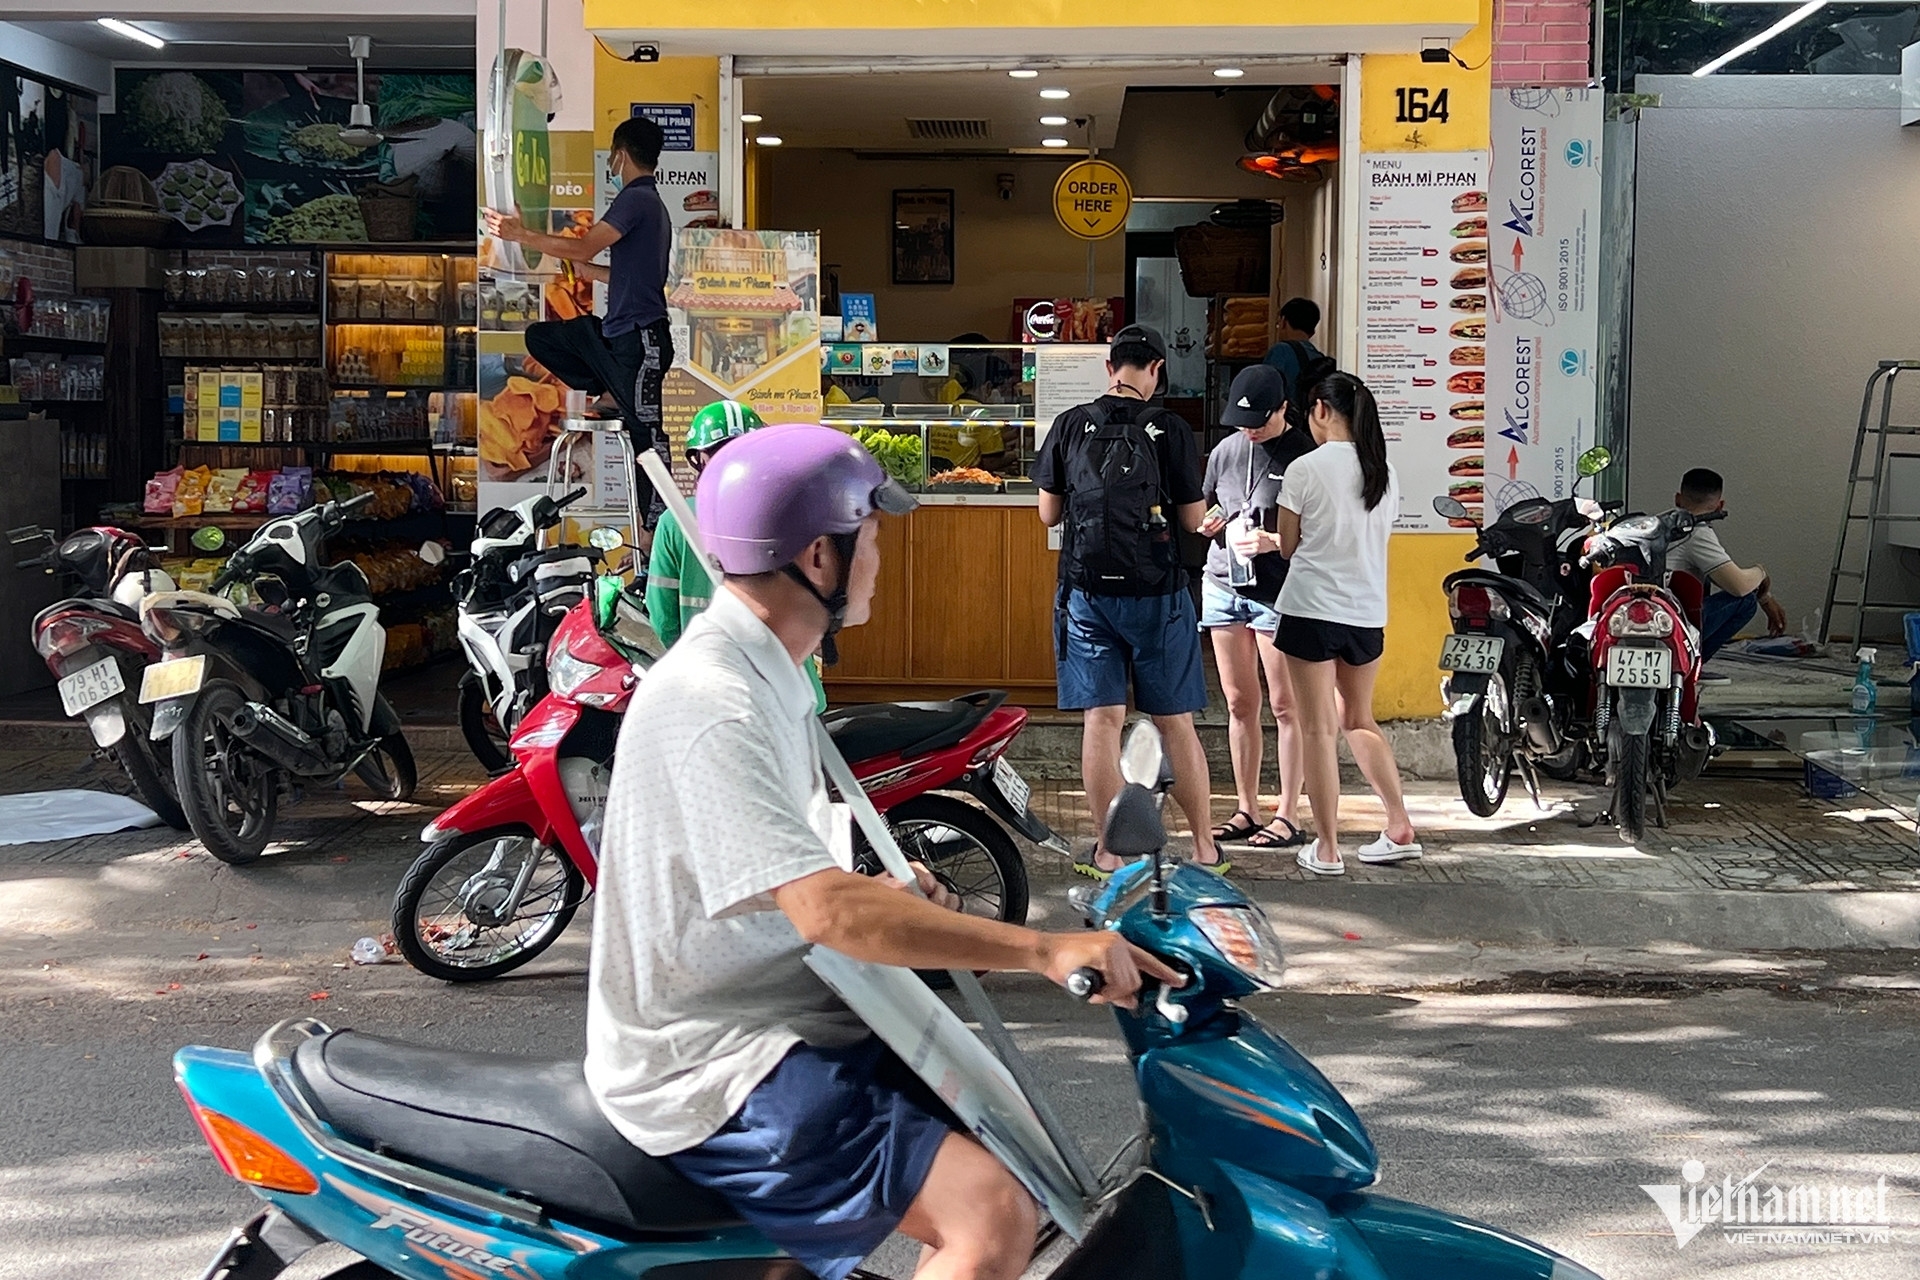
[1517,757,1545,810]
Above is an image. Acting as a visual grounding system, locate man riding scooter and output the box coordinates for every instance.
[587,423,1177,1280]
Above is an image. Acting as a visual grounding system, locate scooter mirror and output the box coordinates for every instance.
[1119,721,1166,789]
[191,526,227,553]
[1576,446,1613,477]
[1433,495,1470,520]
[416,540,448,566]
[588,527,625,552]
[1104,783,1167,858]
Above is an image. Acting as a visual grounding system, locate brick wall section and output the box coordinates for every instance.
[1494,0,1594,87]
[2,239,76,296]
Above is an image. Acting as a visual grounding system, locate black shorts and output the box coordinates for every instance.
[1275,614,1385,666]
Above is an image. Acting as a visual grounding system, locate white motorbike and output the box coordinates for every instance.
[137,493,417,864]
[453,487,595,773]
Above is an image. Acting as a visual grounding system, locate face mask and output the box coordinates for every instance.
[604,160,625,195]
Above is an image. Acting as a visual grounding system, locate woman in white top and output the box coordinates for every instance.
[1273,372,1422,875]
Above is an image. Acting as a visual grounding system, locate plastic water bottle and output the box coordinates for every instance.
[1852,648,1879,716]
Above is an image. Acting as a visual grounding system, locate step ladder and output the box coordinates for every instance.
[1820,360,1920,644]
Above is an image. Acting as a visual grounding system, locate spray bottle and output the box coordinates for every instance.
[1852,647,1879,716]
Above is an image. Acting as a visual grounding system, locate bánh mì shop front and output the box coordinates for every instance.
[568,0,1501,713]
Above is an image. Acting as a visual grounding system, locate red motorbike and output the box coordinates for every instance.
[393,585,1064,981]
[10,525,189,829]
[1580,507,1725,842]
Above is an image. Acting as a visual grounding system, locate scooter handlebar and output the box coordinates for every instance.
[1066,967,1105,1000]
[556,487,589,509]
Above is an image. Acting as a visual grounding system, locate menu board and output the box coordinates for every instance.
[1358,151,1489,533]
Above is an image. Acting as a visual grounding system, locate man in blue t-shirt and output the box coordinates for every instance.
[485,116,674,516]
[1261,297,1324,393]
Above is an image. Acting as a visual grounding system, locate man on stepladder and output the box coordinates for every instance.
[484,115,673,523]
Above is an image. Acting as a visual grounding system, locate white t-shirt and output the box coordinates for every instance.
[1277,441,1398,628]
[585,587,865,1156]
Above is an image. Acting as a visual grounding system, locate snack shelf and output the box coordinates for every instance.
[5,336,106,355]
[171,438,448,455]
[163,302,318,315]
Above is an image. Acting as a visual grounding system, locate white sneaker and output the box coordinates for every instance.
[1358,832,1424,864]
[1296,841,1346,876]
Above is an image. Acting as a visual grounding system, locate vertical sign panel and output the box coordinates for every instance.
[1486,87,1603,518]
[1358,151,1489,533]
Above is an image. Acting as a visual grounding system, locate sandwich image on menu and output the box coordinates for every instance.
[1446,189,1487,520]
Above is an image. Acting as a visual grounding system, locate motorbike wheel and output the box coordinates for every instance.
[111,698,188,830]
[354,733,417,802]
[393,828,586,982]
[1615,730,1651,844]
[458,675,514,775]
[1538,739,1589,783]
[1452,674,1513,818]
[172,679,277,865]
[863,795,1030,991]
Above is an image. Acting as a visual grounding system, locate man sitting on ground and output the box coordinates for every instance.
[1669,467,1787,662]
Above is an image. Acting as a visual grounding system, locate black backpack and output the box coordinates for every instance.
[1281,341,1339,431]
[1061,400,1179,596]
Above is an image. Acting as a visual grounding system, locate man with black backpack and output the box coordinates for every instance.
[1034,324,1219,878]
[1262,297,1324,398]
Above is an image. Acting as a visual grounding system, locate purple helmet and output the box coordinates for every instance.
[696,423,916,575]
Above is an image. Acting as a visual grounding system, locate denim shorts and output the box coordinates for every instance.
[1199,578,1280,635]
[1055,587,1209,715]
[666,1038,960,1280]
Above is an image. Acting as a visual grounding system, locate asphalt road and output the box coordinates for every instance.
[3,760,1919,1278]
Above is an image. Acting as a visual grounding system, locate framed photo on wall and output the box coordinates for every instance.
[892,188,953,285]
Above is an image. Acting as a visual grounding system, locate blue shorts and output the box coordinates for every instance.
[1056,587,1209,715]
[1198,578,1280,634]
[666,1038,960,1280]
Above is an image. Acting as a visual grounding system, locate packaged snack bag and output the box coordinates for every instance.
[145,466,184,515]
[172,466,212,518]
[205,468,247,513]
[237,470,275,514]
[268,465,313,514]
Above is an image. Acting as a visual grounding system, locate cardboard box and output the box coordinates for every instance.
[76,246,165,291]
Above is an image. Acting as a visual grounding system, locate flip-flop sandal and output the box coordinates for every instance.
[1190,856,1234,876]
[1245,817,1308,850]
[1211,809,1261,843]
[1072,856,1118,882]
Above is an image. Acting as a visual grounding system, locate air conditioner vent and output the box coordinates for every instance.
[906,118,992,141]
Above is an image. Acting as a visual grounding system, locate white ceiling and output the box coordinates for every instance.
[6,15,474,69]
[743,63,1335,154]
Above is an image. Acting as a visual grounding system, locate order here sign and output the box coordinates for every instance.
[1053,159,1132,241]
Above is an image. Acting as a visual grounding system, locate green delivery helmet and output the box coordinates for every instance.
[685,400,767,461]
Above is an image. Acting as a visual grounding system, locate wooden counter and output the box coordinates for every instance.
[825,500,1060,705]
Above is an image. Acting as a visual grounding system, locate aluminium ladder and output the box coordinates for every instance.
[1820,360,1920,645]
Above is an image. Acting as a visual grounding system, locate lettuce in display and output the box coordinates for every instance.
[127,73,230,153]
[851,426,925,489]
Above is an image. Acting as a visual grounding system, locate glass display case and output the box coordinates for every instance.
[823,344,1039,497]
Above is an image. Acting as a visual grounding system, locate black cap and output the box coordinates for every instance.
[1109,323,1167,364]
[1220,363,1291,428]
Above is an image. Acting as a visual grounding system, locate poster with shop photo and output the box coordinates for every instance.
[1485,88,1603,520]
[0,66,99,243]
[1357,150,1490,533]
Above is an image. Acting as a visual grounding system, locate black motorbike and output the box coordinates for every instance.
[1432,447,1614,815]
[138,493,417,864]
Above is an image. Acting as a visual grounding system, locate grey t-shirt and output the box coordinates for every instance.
[585,588,865,1155]
[1667,517,1734,593]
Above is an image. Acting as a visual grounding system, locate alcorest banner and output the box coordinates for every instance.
[1485,88,1604,519]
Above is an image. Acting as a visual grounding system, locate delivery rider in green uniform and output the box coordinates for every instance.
[647,400,827,711]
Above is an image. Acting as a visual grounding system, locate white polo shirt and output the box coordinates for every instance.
[585,586,865,1155]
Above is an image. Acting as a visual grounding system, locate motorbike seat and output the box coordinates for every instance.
[289,1029,744,1235]
[34,595,136,630]
[823,690,1006,761]
[234,606,301,644]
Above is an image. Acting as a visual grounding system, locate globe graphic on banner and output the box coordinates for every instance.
[1499,273,1552,322]
[1493,479,1542,519]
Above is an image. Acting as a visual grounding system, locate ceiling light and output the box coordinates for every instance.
[1039,115,1070,126]
[97,17,165,49]
[1694,0,1826,74]
[1041,137,1071,148]
[1040,88,1071,100]
[740,112,763,124]
[754,135,784,146]
[1213,67,1246,79]
[1008,69,1039,79]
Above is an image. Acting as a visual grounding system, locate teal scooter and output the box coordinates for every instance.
[173,720,1603,1280]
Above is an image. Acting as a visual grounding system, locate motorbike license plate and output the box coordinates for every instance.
[138,654,207,704]
[57,657,125,717]
[1439,634,1504,673]
[1606,646,1672,688]
[992,757,1033,815]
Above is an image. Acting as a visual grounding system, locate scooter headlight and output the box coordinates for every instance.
[547,643,604,700]
[1191,905,1287,990]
